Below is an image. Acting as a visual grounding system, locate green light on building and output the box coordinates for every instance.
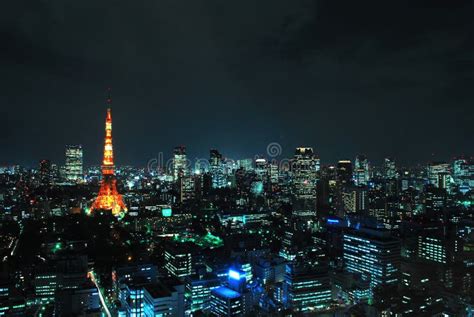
[173,232,223,248]
[52,242,62,253]
[162,208,172,217]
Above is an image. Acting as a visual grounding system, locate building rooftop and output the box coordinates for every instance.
[212,286,241,299]
[144,283,172,298]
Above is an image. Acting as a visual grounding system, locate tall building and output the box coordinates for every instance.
[179,175,196,203]
[342,186,368,214]
[210,149,226,188]
[354,155,369,186]
[55,283,101,316]
[143,280,185,317]
[164,244,193,279]
[417,232,461,265]
[65,145,83,182]
[120,283,145,316]
[267,163,279,187]
[34,272,60,304]
[173,146,188,181]
[254,158,267,181]
[33,255,89,305]
[39,159,52,184]
[283,257,332,312]
[210,286,242,317]
[291,147,320,197]
[424,185,447,213]
[417,235,447,264]
[90,107,127,216]
[427,162,451,188]
[237,159,253,171]
[113,263,158,295]
[452,158,473,192]
[343,228,400,288]
[337,160,353,186]
[185,274,220,313]
[254,257,286,285]
[383,157,397,180]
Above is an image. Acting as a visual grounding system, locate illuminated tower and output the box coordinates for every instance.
[90,105,127,216]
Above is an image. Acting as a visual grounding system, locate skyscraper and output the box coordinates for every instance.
[210,149,226,188]
[354,155,369,186]
[342,186,368,214]
[337,160,353,185]
[254,158,267,181]
[283,256,331,312]
[39,159,52,185]
[179,175,197,202]
[291,147,319,199]
[173,146,188,181]
[452,158,473,191]
[291,147,320,216]
[427,161,451,188]
[90,108,127,216]
[65,145,83,182]
[383,157,397,180]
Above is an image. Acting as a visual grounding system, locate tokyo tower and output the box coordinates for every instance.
[90,102,127,216]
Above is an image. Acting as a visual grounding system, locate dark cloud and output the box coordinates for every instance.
[1,0,473,166]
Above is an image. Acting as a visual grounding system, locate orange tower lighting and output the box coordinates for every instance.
[90,104,127,216]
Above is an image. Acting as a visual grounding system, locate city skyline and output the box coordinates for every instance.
[0,1,473,316]
[2,109,473,168]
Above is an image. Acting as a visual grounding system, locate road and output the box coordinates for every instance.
[88,270,112,317]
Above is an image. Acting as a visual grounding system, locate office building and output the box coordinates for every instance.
[343,228,401,288]
[165,244,193,279]
[283,258,332,312]
[342,186,368,214]
[255,158,267,181]
[354,155,370,186]
[39,159,52,184]
[427,162,451,188]
[337,160,353,185]
[65,145,83,182]
[34,273,60,303]
[143,279,185,317]
[173,146,188,181]
[383,157,397,180]
[210,286,242,317]
[210,149,226,188]
[185,273,220,313]
[55,282,101,316]
[120,282,145,316]
[291,147,320,199]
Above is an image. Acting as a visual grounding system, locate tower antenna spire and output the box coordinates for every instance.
[106,87,112,106]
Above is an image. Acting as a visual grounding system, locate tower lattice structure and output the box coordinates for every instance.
[91,104,127,216]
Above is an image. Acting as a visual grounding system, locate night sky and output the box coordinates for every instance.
[1,0,473,167]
